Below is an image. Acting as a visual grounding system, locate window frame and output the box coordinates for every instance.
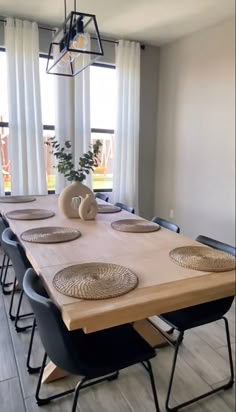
[0,49,115,193]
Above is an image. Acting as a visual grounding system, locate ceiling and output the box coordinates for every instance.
[0,0,235,45]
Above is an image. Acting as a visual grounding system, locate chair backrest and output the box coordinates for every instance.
[194,235,235,319]
[23,268,88,376]
[0,216,9,242]
[152,217,180,233]
[196,235,236,256]
[1,228,31,287]
[95,193,109,202]
[115,202,135,214]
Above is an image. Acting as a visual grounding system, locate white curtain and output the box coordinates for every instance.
[55,54,91,193]
[113,40,141,212]
[5,18,47,195]
[0,151,4,195]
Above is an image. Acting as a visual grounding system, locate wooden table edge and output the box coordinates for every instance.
[61,270,235,332]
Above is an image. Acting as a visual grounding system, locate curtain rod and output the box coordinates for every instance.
[0,18,117,44]
[0,18,118,45]
[0,18,145,48]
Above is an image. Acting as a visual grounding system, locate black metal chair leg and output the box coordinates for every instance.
[0,253,7,283]
[36,353,50,405]
[1,255,9,283]
[222,316,234,386]
[71,378,87,412]
[14,290,34,332]
[9,276,17,320]
[27,318,41,374]
[165,332,183,411]
[35,353,118,407]
[166,320,235,411]
[1,256,13,294]
[146,360,160,412]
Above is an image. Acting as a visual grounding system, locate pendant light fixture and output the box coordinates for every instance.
[46,0,104,77]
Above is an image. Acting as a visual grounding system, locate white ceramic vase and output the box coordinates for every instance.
[58,181,93,218]
[79,194,98,220]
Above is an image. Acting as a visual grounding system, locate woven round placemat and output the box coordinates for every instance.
[21,227,81,244]
[97,204,121,214]
[0,196,36,203]
[6,209,55,220]
[53,262,138,300]
[111,219,160,233]
[170,246,236,272]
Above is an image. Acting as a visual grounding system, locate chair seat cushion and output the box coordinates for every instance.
[160,297,234,331]
[70,324,155,378]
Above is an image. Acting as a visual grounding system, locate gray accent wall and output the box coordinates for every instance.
[155,18,235,245]
[139,46,159,219]
[0,21,4,46]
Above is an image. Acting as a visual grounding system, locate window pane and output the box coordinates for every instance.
[0,51,8,122]
[0,128,56,193]
[90,65,116,130]
[92,133,113,190]
[44,130,56,191]
[39,58,55,125]
[0,126,10,192]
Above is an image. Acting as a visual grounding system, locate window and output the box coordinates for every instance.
[90,64,116,191]
[0,51,116,193]
[39,56,56,192]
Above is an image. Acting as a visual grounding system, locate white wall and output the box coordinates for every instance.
[155,18,235,245]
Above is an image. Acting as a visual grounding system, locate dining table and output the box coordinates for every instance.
[1,194,235,383]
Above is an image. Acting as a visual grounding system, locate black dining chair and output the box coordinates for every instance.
[115,202,135,214]
[195,235,235,255]
[150,218,180,337]
[152,217,180,233]
[95,192,109,202]
[0,215,12,294]
[158,235,235,411]
[23,268,160,412]
[1,228,33,332]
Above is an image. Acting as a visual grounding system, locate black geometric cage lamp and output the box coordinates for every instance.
[47,0,104,77]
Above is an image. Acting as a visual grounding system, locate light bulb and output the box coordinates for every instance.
[69,41,81,59]
[68,34,88,61]
[73,33,89,51]
[58,52,73,67]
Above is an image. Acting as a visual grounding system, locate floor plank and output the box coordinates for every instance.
[178,330,232,385]
[78,382,133,412]
[152,345,234,412]
[217,342,236,366]
[0,377,25,412]
[25,395,77,412]
[116,363,163,412]
[0,291,18,382]
[25,379,133,412]
[193,320,235,350]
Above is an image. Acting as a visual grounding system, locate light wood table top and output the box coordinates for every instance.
[1,194,235,333]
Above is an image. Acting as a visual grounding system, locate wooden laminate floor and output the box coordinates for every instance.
[0,266,235,412]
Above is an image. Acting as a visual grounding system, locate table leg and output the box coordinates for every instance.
[42,361,68,383]
[133,318,176,348]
